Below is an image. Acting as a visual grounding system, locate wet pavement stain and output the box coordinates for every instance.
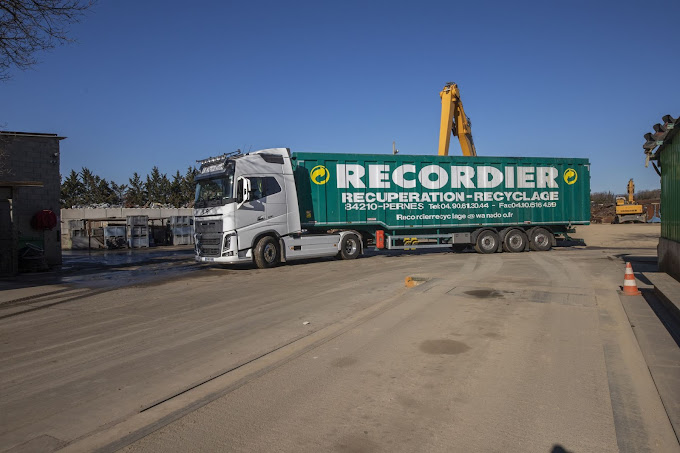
[420,339,471,355]
[333,434,380,452]
[464,289,512,298]
[331,357,358,368]
[396,394,419,408]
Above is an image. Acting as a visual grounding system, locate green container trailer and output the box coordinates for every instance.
[194,149,590,268]
[293,152,590,232]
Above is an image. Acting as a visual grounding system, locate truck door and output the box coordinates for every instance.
[235,176,267,251]
[235,176,288,251]
[262,176,287,233]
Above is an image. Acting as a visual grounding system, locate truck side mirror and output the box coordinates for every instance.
[237,177,252,206]
[243,178,252,202]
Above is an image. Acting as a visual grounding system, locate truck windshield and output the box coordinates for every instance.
[195,163,235,208]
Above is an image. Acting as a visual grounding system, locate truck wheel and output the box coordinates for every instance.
[340,234,361,260]
[254,236,279,268]
[529,228,552,251]
[503,229,527,253]
[474,230,499,254]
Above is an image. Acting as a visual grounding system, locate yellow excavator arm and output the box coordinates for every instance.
[438,82,477,157]
[627,179,635,204]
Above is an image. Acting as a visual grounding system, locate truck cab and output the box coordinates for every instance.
[194,148,358,267]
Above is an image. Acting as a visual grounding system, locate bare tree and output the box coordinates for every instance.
[0,0,95,81]
[590,191,615,206]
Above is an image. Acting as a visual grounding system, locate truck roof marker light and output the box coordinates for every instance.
[196,150,242,167]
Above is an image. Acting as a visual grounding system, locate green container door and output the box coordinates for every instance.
[660,137,680,242]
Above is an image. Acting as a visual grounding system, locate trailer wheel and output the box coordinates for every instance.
[254,236,280,268]
[340,234,361,260]
[529,228,552,252]
[474,230,499,254]
[503,229,527,253]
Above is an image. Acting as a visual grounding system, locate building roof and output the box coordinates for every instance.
[0,131,66,140]
[643,114,679,161]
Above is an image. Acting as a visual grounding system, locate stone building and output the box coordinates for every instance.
[0,131,64,275]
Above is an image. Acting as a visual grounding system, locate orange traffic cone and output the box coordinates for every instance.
[622,262,641,295]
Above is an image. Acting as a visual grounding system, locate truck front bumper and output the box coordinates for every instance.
[195,231,252,264]
[195,252,251,264]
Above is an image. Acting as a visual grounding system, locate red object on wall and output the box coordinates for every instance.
[31,210,58,230]
[376,230,385,249]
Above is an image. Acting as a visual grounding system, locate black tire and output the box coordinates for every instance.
[529,227,552,251]
[253,236,279,269]
[503,229,527,253]
[452,244,468,253]
[339,234,361,260]
[474,230,499,254]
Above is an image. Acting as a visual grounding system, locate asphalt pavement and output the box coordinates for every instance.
[0,231,678,452]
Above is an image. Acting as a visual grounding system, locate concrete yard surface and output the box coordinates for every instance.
[1,223,678,452]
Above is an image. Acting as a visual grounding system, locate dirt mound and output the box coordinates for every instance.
[590,203,615,224]
[591,198,661,224]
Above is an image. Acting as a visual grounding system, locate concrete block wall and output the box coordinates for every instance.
[60,207,194,249]
[1,133,63,269]
[60,207,195,222]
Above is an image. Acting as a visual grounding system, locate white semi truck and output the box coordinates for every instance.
[193,148,590,268]
[194,148,359,268]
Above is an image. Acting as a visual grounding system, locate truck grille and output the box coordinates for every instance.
[195,219,222,234]
[197,234,222,257]
[200,246,221,257]
[200,237,221,246]
[195,219,224,257]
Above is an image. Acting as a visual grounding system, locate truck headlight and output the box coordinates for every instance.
[222,233,235,256]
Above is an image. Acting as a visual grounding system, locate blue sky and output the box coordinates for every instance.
[1,0,678,193]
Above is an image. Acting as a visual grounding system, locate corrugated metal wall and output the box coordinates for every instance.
[661,134,680,242]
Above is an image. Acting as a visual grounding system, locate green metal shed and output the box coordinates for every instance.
[644,114,680,281]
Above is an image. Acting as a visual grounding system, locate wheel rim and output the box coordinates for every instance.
[535,233,548,247]
[481,236,496,251]
[345,238,358,255]
[508,234,523,249]
[264,243,276,263]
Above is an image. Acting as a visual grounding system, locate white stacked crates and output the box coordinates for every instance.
[169,216,194,245]
[126,216,149,248]
[103,225,127,249]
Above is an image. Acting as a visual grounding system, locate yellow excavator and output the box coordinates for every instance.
[438,82,477,157]
[614,179,646,224]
